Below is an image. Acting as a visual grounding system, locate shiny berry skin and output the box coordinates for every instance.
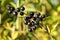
[24,20,28,25]
[7,6,15,11]
[8,10,12,14]
[28,22,32,26]
[28,28,32,32]
[31,21,35,26]
[13,11,18,16]
[41,14,46,18]
[20,7,25,11]
[33,17,36,21]
[25,16,30,20]
[7,6,11,10]
[25,16,32,19]
[16,8,20,12]
[34,21,37,25]
[29,15,32,19]
[36,13,41,18]
[30,12,34,17]
[20,12,24,16]
[32,26,36,30]
[11,7,15,11]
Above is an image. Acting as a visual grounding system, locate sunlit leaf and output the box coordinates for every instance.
[11,31,18,39]
[1,0,6,6]
[50,21,58,32]
[8,36,12,40]
[3,30,9,36]
[52,31,57,37]
[57,6,60,12]
[46,25,50,34]
[3,22,11,30]
[10,2,17,8]
[50,0,59,6]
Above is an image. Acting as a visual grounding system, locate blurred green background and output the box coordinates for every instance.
[0,0,60,40]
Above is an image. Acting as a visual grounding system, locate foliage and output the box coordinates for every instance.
[0,0,60,40]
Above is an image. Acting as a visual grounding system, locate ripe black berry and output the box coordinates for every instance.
[41,14,46,18]
[11,7,15,11]
[31,21,35,26]
[25,15,32,19]
[28,28,32,32]
[29,15,32,19]
[36,13,41,18]
[20,7,25,11]
[15,8,20,12]
[30,12,34,17]
[8,6,15,11]
[32,26,36,30]
[24,20,28,25]
[7,6,11,10]
[20,12,24,16]
[8,10,12,14]
[33,17,36,21]
[25,16,30,20]
[28,22,32,26]
[13,11,18,16]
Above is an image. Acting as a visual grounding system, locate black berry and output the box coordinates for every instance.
[30,12,34,17]
[25,16,30,20]
[28,22,32,26]
[36,13,41,18]
[41,14,46,18]
[20,7,25,11]
[7,6,11,10]
[8,6,15,11]
[20,12,24,16]
[25,16,29,21]
[29,15,32,19]
[13,11,18,16]
[33,17,36,21]
[24,20,28,25]
[28,28,32,32]
[31,21,35,26]
[8,10,12,14]
[25,15,32,19]
[16,8,20,12]
[11,7,15,11]
[32,26,36,30]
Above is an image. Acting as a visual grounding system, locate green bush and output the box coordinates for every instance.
[0,0,60,40]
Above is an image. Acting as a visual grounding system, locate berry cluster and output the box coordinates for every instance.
[7,6,46,32]
[7,6,25,16]
[24,12,46,32]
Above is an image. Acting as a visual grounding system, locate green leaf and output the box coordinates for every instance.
[51,21,58,32]
[10,2,17,8]
[46,25,51,34]
[3,30,9,36]
[1,0,6,6]
[11,31,18,39]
